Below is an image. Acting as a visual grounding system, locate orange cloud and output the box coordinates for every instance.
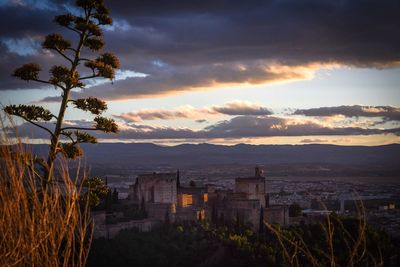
[114,100,273,122]
[42,61,342,102]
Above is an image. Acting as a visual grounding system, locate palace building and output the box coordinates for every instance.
[94,166,288,238]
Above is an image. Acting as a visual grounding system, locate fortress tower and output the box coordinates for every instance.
[235,166,266,207]
[133,172,177,204]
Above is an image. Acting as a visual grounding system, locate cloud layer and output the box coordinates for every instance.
[293,105,400,121]
[0,0,399,101]
[10,115,400,142]
[2,1,399,146]
[114,101,273,122]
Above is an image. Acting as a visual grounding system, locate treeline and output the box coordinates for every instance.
[87,216,399,267]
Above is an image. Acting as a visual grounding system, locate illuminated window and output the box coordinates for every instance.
[203,193,208,203]
[179,194,193,207]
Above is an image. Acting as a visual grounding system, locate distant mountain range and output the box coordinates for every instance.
[14,143,397,177]
[28,142,399,167]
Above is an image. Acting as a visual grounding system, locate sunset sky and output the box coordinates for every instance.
[1,0,399,145]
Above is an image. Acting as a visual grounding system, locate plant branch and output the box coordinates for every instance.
[65,25,81,35]
[32,78,66,90]
[54,48,74,64]
[79,74,99,80]
[61,132,76,143]
[13,114,56,138]
[61,126,99,131]
[66,47,77,53]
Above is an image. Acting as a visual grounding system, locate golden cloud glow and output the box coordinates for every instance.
[94,134,400,146]
[192,62,342,92]
[94,61,343,101]
[114,100,272,122]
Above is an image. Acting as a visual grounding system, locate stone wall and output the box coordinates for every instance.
[235,177,266,207]
[146,202,176,222]
[92,211,158,239]
[264,205,289,227]
[133,173,177,204]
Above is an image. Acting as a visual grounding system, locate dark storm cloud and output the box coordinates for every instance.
[10,116,400,141]
[1,0,399,99]
[104,0,400,66]
[0,40,69,91]
[293,105,400,121]
[0,1,84,91]
[41,60,314,101]
[0,5,57,38]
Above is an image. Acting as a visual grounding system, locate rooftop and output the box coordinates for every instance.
[235,176,266,183]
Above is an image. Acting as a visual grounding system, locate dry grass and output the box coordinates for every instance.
[264,198,383,267]
[0,140,92,266]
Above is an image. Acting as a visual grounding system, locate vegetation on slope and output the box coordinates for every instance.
[87,217,399,267]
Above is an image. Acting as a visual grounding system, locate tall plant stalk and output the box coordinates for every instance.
[4,0,120,183]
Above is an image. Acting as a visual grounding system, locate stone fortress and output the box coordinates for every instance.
[209,166,288,229]
[93,166,289,238]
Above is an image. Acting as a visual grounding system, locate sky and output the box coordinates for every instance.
[0,0,399,146]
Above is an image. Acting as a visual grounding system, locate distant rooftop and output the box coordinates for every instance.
[137,172,177,181]
[138,172,176,177]
[179,186,207,194]
[235,176,265,182]
[234,166,266,182]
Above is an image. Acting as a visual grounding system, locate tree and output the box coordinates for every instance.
[4,0,119,183]
[164,210,170,226]
[140,196,147,218]
[235,210,241,233]
[81,176,110,207]
[105,188,112,212]
[112,188,119,204]
[211,202,217,224]
[259,207,265,236]
[289,203,302,217]
[176,168,180,188]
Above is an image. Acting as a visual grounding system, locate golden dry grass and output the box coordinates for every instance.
[0,140,92,267]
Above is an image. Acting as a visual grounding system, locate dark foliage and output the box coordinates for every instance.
[87,217,399,267]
